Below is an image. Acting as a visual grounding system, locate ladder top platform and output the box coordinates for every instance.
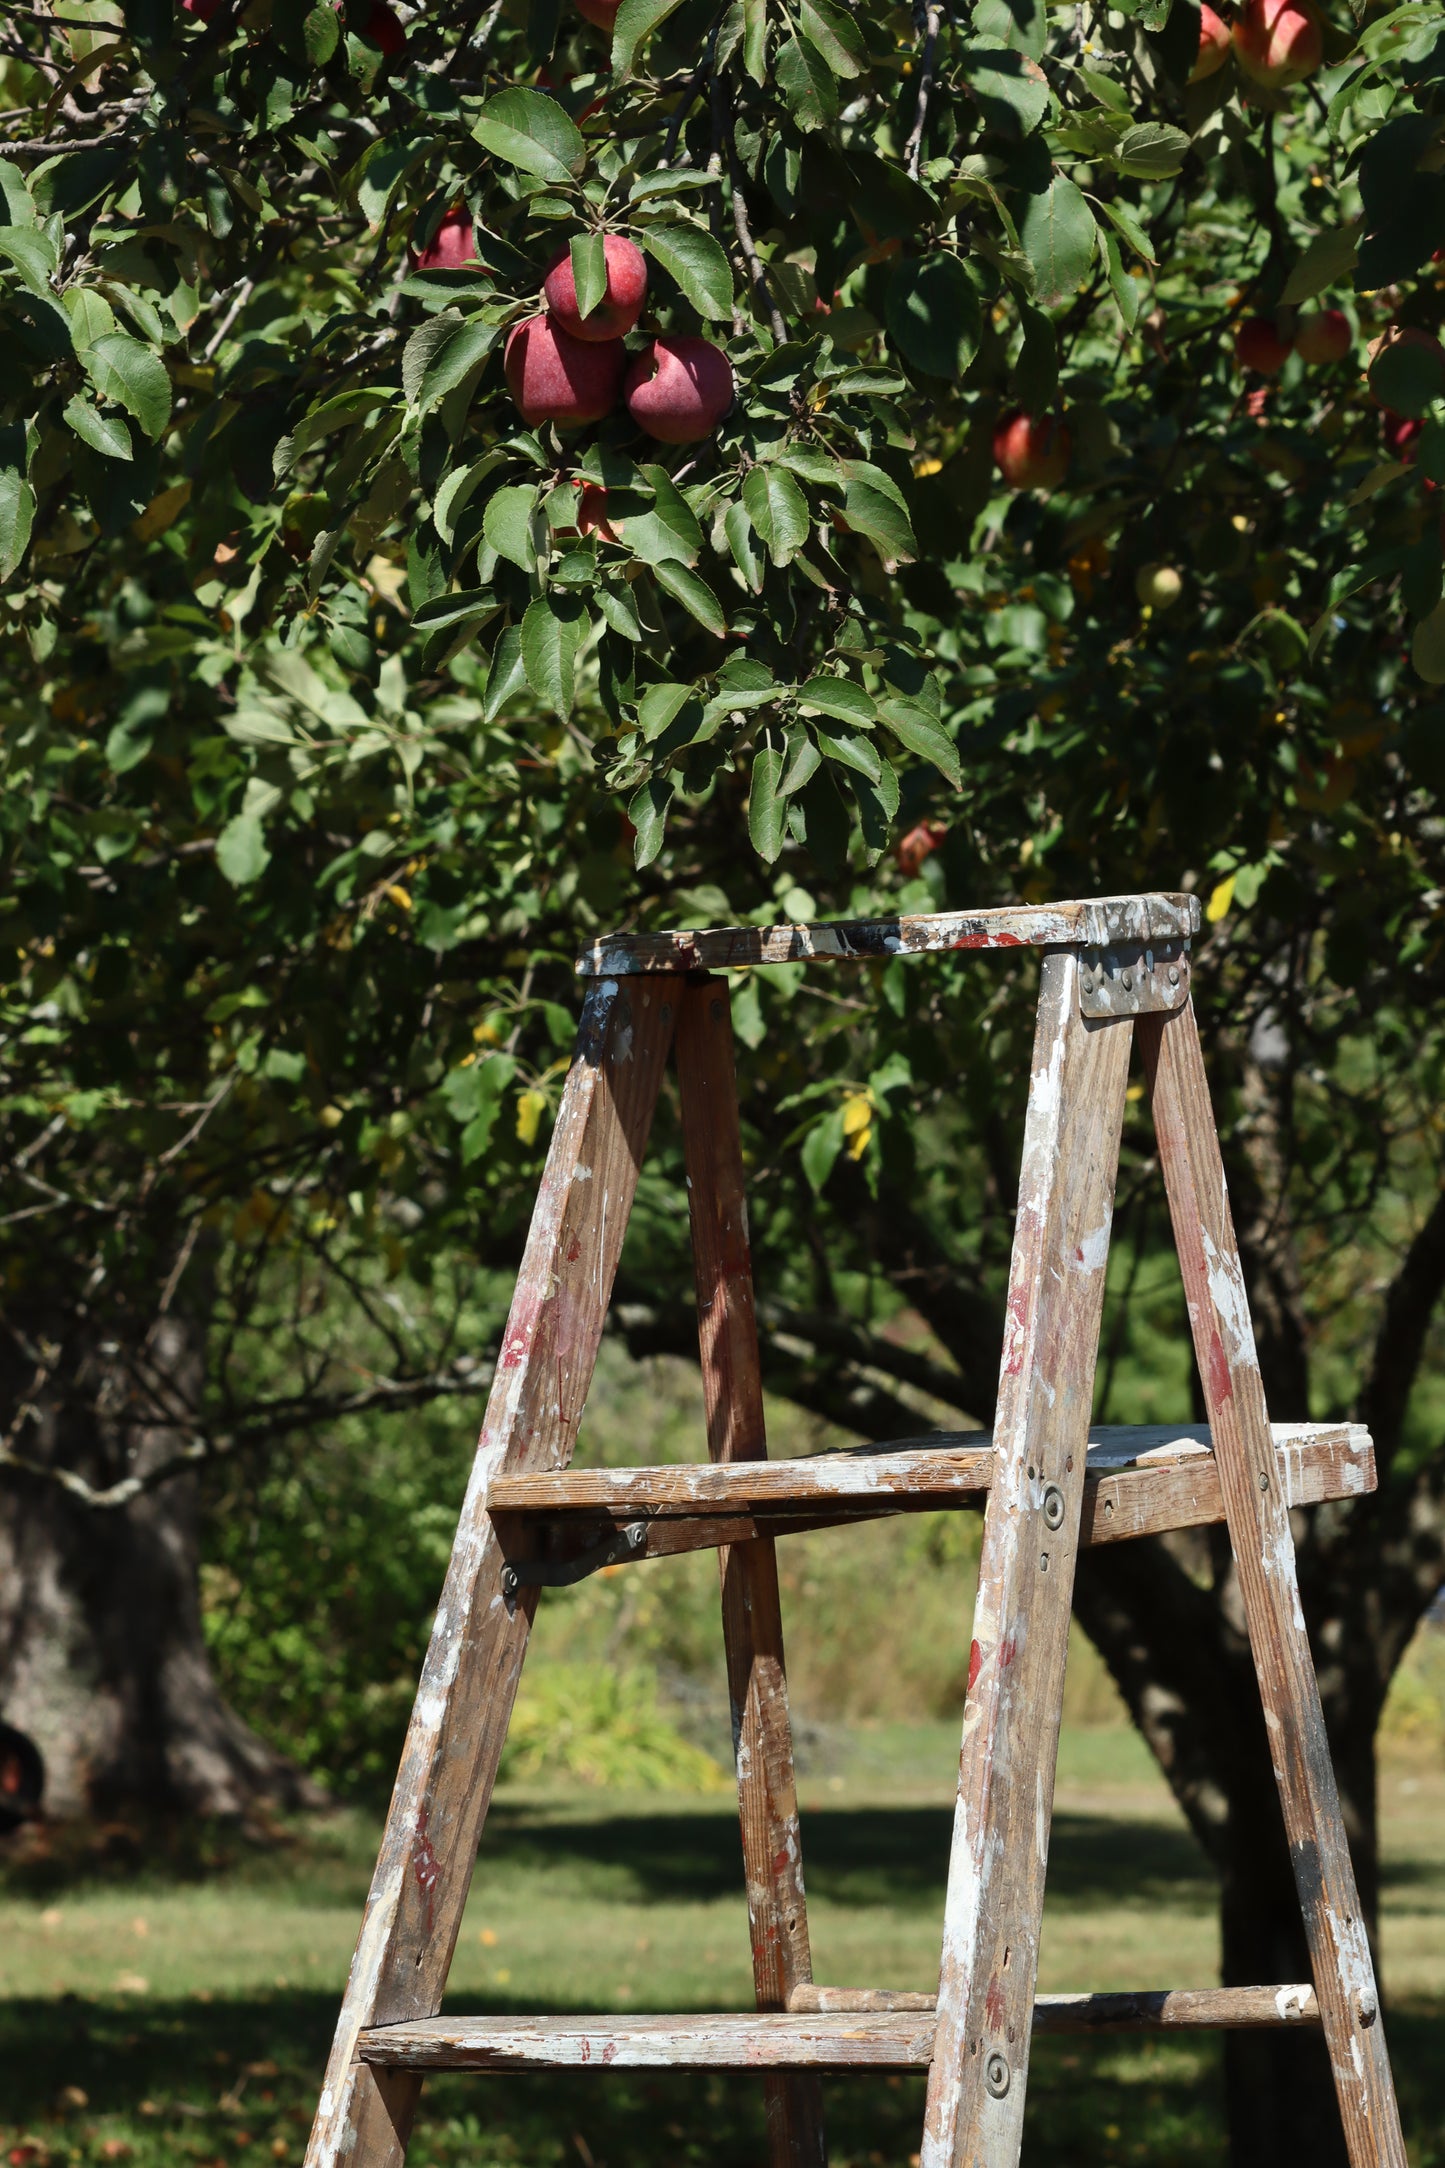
[576,892,1201,978]
[486,1419,1372,1517]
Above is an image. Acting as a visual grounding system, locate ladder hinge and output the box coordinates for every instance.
[1077,937,1191,1019]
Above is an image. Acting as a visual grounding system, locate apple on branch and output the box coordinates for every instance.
[625,336,734,443]
[544,237,648,342]
[1295,309,1351,366]
[411,206,480,273]
[992,410,1071,491]
[504,316,626,429]
[1234,317,1292,376]
[1233,0,1323,87]
[1190,3,1233,82]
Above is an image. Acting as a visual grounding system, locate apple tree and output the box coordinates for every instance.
[5,0,1445,2153]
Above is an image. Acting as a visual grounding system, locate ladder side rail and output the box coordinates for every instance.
[923,950,1134,2168]
[304,975,683,2168]
[1140,999,1407,2168]
[675,976,828,2168]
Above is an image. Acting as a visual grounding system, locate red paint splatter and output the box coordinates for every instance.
[773,1847,791,1875]
[968,1640,983,1690]
[413,1808,440,1934]
[566,1236,581,1263]
[999,1635,1018,1670]
[1207,1327,1234,1408]
[602,2042,618,2064]
[580,2038,591,2063]
[984,1975,1007,2030]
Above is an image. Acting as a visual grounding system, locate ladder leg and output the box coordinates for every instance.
[923,951,1133,2168]
[305,976,683,2168]
[675,976,827,2168]
[1140,998,1407,2168]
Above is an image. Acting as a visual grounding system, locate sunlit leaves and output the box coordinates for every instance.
[637,223,733,320]
[471,89,585,181]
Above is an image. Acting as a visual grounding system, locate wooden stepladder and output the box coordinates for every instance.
[306,892,1406,2168]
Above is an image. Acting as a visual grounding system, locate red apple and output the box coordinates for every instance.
[624,335,734,443]
[1383,414,1423,463]
[360,0,404,52]
[575,0,621,26]
[577,484,618,540]
[412,206,479,273]
[1190,3,1232,81]
[896,820,947,876]
[1234,316,1292,376]
[1232,0,1322,86]
[543,235,648,342]
[992,410,1071,491]
[504,315,626,429]
[1295,308,1351,366]
[181,0,222,18]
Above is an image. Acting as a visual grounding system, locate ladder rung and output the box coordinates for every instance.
[486,1422,1372,1550]
[356,1984,1321,2072]
[788,1984,1321,2031]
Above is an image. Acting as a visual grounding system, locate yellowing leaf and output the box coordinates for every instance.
[515,1088,547,1146]
[1206,875,1235,923]
[842,1091,872,1159]
[385,884,412,910]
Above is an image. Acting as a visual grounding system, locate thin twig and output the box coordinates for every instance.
[904,3,943,180]
[724,113,785,343]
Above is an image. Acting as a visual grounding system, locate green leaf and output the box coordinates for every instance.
[1099,225,1140,331]
[1113,122,1190,179]
[403,313,462,404]
[638,682,694,740]
[742,0,767,81]
[624,466,703,564]
[417,320,496,413]
[813,724,881,781]
[749,740,786,862]
[63,395,132,461]
[0,468,35,580]
[743,464,811,566]
[484,623,528,719]
[483,485,539,571]
[84,333,172,440]
[653,557,728,638]
[777,32,837,126]
[216,812,272,887]
[801,1105,845,1193]
[0,225,57,295]
[1282,222,1362,305]
[303,1,341,63]
[1414,599,1445,685]
[411,588,497,633]
[597,583,644,640]
[840,479,916,563]
[1092,193,1156,265]
[472,89,585,182]
[612,0,689,74]
[799,675,876,726]
[1020,174,1095,309]
[973,0,1047,58]
[956,45,1049,136]
[798,0,866,76]
[639,222,733,320]
[878,696,961,787]
[570,231,609,323]
[521,592,586,717]
[433,450,506,545]
[885,255,981,380]
[724,499,764,592]
[628,774,673,867]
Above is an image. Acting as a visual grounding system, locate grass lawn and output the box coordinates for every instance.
[1,1727,1442,2167]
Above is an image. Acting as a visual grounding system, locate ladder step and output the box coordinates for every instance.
[356,1986,1320,2073]
[486,1423,1372,1563]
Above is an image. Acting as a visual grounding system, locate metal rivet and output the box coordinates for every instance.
[1042,1484,1066,1530]
[1258,1469,1270,1492]
[985,2051,1011,2098]
[1354,1986,1379,2028]
[1120,971,1133,992]
[1168,965,1181,987]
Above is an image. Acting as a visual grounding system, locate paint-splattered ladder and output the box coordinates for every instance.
[306,892,1406,2168]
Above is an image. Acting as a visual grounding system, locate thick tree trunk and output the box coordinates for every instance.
[0,1315,322,1821]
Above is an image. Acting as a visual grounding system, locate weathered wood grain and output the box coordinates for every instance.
[789,1984,1320,2030]
[485,1421,1372,1522]
[924,951,1134,2168]
[675,977,826,2168]
[304,977,683,2168]
[356,1982,1322,2074]
[1141,1001,1407,2168]
[577,893,1200,977]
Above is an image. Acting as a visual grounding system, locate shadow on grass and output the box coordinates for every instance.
[481,1802,1216,1915]
[1,1994,1441,2168]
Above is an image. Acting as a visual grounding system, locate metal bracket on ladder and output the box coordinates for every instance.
[1076,934,1192,1018]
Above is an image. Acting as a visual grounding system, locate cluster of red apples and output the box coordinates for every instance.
[183,0,407,44]
[1234,307,1352,377]
[1190,0,1324,88]
[418,213,734,442]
